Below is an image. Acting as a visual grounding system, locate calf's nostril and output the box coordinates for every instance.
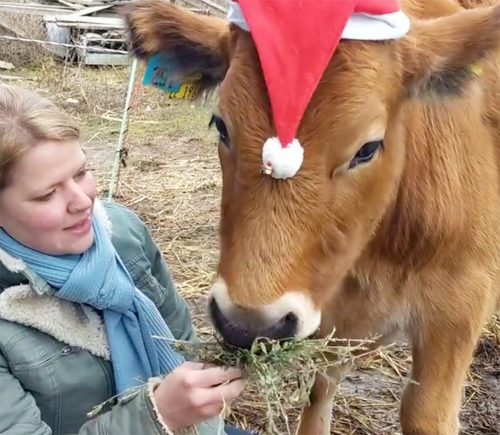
[284,312,297,324]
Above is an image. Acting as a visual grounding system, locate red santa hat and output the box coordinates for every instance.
[227,0,410,179]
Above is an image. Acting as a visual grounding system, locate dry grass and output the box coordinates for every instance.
[170,333,382,434]
[3,59,499,435]
[0,12,52,66]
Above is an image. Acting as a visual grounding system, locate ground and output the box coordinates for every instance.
[1,58,498,435]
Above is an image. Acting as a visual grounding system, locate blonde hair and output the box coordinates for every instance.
[0,84,80,189]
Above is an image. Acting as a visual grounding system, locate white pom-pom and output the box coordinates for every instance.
[262,137,304,179]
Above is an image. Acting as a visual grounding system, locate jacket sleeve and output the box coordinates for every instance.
[79,382,171,435]
[0,351,52,434]
[0,352,169,435]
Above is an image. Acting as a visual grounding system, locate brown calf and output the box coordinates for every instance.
[124,0,500,433]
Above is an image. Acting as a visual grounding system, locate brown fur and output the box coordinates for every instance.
[121,0,232,92]
[124,1,500,433]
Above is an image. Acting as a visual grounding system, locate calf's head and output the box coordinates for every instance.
[125,1,500,347]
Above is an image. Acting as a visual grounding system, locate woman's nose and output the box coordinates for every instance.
[68,183,93,213]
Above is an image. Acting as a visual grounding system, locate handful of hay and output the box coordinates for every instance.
[169,333,376,434]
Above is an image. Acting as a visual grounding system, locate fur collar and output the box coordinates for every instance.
[0,199,112,359]
[0,284,110,359]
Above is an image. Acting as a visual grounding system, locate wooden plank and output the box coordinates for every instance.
[44,14,124,30]
[0,2,72,11]
[70,0,126,6]
[0,3,73,15]
[44,5,206,30]
[196,0,227,14]
[1,1,216,17]
[0,74,21,79]
[178,0,207,13]
[45,20,71,57]
[76,49,128,65]
[68,4,115,17]
[55,0,85,11]
[57,0,108,6]
[177,0,227,14]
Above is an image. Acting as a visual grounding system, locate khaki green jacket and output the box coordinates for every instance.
[0,201,201,434]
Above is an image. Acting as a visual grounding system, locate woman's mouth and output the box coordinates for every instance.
[65,215,92,235]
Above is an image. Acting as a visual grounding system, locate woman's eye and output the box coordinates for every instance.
[36,190,56,202]
[209,115,230,146]
[75,169,87,179]
[349,140,384,169]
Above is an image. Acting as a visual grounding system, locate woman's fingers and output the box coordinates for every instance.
[183,366,243,388]
[184,378,246,410]
[178,361,204,371]
[197,403,225,420]
[203,378,246,405]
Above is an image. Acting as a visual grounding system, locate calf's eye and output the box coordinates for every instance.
[349,140,383,169]
[209,115,230,147]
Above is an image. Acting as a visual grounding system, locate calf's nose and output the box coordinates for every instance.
[209,297,298,349]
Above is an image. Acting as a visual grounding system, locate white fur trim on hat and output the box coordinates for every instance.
[227,1,249,31]
[227,2,411,40]
[342,11,410,40]
[262,138,304,180]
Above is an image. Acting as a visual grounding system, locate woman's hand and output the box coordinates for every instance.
[152,361,245,431]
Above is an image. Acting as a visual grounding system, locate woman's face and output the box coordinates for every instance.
[0,139,97,255]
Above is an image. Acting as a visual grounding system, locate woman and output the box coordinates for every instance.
[0,84,247,435]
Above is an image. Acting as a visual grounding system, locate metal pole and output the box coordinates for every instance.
[107,57,138,202]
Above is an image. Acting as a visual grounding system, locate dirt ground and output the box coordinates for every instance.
[1,58,498,434]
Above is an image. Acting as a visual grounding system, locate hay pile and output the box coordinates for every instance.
[171,334,378,434]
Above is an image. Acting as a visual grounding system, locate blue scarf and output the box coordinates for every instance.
[0,215,184,394]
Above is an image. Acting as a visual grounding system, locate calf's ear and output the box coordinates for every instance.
[399,4,500,97]
[122,0,232,92]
